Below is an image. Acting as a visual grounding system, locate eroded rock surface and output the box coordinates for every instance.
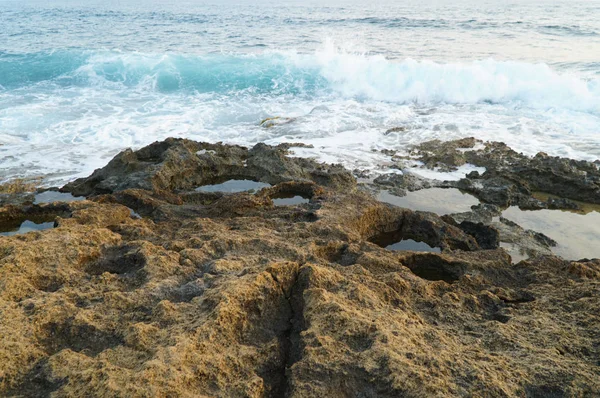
[406,138,600,208]
[62,138,354,196]
[1,139,599,397]
[370,138,600,261]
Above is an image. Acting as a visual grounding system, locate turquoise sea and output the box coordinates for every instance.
[1,0,599,184]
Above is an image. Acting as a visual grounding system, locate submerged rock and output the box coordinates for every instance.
[0,138,599,397]
[260,116,297,128]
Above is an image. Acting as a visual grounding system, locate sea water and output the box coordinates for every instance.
[1,0,599,185]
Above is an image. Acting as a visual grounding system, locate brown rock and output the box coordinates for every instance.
[1,139,598,397]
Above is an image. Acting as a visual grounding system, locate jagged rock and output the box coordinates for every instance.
[1,138,599,397]
[449,203,502,224]
[411,138,600,207]
[373,171,436,193]
[457,220,500,250]
[62,139,355,197]
[547,197,581,211]
[445,173,533,208]
[410,137,478,171]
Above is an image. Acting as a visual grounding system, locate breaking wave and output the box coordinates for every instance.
[1,47,598,114]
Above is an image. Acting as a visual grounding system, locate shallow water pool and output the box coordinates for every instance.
[196,179,271,194]
[34,191,85,204]
[378,188,480,216]
[0,220,55,237]
[501,206,600,260]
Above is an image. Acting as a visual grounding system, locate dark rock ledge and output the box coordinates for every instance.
[376,137,600,210]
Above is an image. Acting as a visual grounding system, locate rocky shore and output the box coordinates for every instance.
[1,138,599,397]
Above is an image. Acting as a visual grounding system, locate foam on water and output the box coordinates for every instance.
[0,0,598,273]
[0,27,599,185]
[2,48,599,106]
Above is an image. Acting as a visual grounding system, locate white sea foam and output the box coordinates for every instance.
[407,163,487,182]
[0,45,599,185]
[311,50,600,113]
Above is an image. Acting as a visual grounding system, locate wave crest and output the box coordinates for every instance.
[0,48,598,113]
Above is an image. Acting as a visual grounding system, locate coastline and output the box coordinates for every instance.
[0,137,599,395]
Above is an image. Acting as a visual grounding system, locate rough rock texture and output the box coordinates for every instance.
[62,139,354,197]
[1,139,599,397]
[370,138,600,260]
[0,179,40,207]
[373,171,434,197]
[403,138,600,208]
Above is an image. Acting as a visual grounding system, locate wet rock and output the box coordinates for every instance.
[353,169,373,179]
[259,116,296,128]
[62,139,246,196]
[466,170,480,179]
[410,137,478,171]
[0,192,35,207]
[275,142,314,150]
[246,143,355,190]
[457,221,500,250]
[373,171,437,193]
[412,138,600,207]
[449,203,502,224]
[547,197,581,211]
[446,173,532,208]
[444,203,557,262]
[379,148,397,156]
[490,217,557,261]
[384,126,407,135]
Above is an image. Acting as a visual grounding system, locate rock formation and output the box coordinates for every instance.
[0,139,598,397]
